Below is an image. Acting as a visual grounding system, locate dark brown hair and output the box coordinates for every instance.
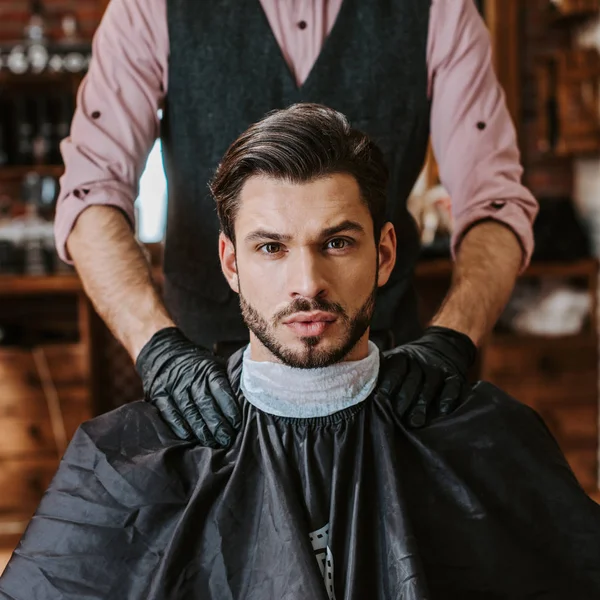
[210,103,388,242]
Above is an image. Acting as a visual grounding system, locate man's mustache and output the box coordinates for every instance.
[273,298,348,324]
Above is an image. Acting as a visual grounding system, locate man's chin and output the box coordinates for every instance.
[274,334,355,369]
[284,331,339,351]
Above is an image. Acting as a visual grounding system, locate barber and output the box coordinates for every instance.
[56,0,538,446]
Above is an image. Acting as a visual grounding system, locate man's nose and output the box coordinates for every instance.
[288,248,328,299]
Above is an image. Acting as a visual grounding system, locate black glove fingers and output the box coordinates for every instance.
[438,374,464,417]
[190,380,235,448]
[174,388,221,447]
[206,370,242,431]
[207,419,235,450]
[395,359,426,419]
[188,378,235,448]
[379,353,410,397]
[152,394,194,441]
[408,368,445,429]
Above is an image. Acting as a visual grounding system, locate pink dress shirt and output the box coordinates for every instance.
[55,0,538,268]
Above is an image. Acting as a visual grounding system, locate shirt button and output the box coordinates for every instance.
[491,200,506,210]
[298,20,307,30]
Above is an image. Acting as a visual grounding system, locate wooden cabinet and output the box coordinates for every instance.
[482,335,599,491]
[536,48,600,156]
[482,336,598,397]
[0,345,90,454]
[0,277,94,546]
[0,457,59,518]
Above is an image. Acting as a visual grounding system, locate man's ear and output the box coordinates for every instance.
[219,232,239,293]
[377,222,397,288]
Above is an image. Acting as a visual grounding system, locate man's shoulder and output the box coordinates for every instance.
[413,380,562,460]
[54,401,205,510]
[74,401,184,459]
[467,381,543,422]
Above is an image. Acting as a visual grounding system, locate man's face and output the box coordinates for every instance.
[219,173,396,367]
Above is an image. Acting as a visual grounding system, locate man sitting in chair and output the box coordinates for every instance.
[1,104,600,600]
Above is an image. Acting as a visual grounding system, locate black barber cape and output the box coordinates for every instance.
[2,351,600,600]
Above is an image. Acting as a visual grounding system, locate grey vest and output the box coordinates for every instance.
[162,0,431,348]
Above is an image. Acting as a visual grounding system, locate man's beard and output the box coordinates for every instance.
[239,283,377,369]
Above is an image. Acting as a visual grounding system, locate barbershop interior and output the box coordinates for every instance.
[1,0,600,594]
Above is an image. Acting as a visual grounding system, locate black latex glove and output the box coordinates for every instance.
[382,326,477,428]
[135,327,241,447]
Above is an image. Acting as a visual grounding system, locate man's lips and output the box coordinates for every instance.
[282,311,337,324]
[282,311,337,337]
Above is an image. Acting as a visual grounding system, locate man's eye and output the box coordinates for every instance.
[260,243,282,254]
[326,238,350,250]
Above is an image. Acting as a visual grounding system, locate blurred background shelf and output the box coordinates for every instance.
[0,165,64,181]
[415,257,599,279]
[0,273,79,295]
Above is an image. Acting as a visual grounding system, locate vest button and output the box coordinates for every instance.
[298,20,307,30]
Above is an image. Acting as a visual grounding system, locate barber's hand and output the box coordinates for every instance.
[135,327,241,447]
[383,326,477,428]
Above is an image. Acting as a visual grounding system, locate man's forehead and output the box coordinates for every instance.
[236,173,371,237]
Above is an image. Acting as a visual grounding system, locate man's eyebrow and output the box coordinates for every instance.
[244,229,292,243]
[244,220,366,244]
[320,220,366,238]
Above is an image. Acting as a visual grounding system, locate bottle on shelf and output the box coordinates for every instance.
[27,43,49,74]
[32,98,52,165]
[0,98,9,167]
[6,46,28,75]
[14,95,35,165]
[63,52,87,74]
[24,0,48,44]
[22,0,49,74]
[51,93,73,163]
[21,172,53,275]
[0,124,8,167]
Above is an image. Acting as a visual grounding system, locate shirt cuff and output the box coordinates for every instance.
[54,186,136,264]
[451,199,536,274]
